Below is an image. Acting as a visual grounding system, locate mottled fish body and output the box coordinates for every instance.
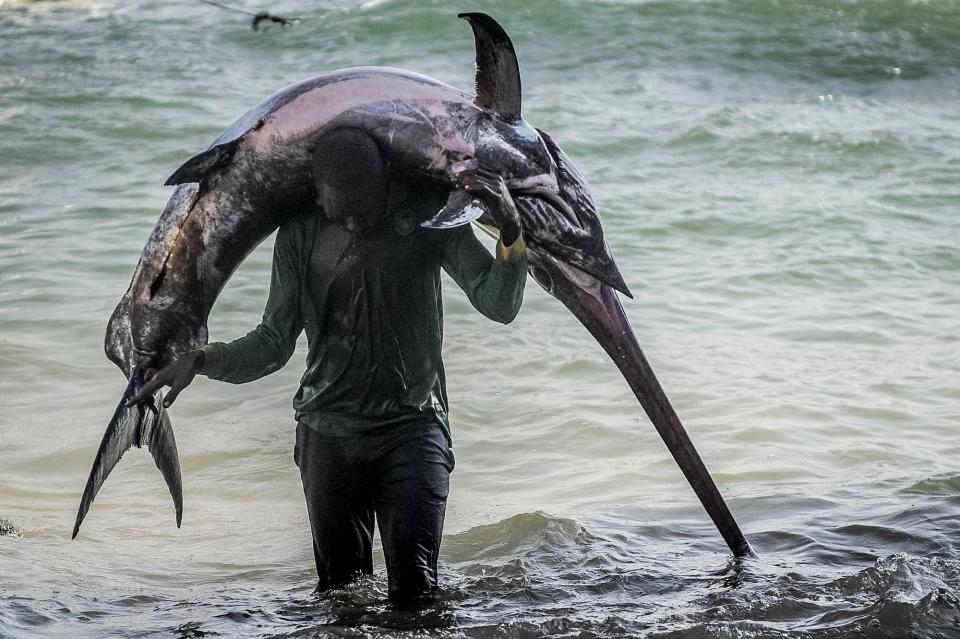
[76,13,752,558]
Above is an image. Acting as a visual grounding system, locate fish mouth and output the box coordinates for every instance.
[526,249,755,557]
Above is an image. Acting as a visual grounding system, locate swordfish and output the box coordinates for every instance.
[74,12,753,558]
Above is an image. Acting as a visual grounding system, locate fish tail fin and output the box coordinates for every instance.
[72,377,183,539]
[147,397,183,529]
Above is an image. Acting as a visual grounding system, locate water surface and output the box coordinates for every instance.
[1,0,959,636]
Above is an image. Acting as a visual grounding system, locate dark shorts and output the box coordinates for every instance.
[294,416,455,603]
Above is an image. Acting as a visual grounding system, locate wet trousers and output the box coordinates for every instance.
[294,417,455,603]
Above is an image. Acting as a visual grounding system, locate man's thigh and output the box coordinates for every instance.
[372,421,455,603]
[295,423,376,589]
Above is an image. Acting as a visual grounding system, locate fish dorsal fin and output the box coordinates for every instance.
[459,12,521,121]
[164,139,240,186]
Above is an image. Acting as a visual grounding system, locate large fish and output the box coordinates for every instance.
[74,13,753,557]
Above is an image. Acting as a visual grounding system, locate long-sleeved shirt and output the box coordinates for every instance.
[201,181,527,444]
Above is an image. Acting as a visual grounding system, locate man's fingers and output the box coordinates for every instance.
[163,384,183,408]
[456,171,482,188]
[478,185,499,201]
[125,374,167,406]
[472,181,501,198]
[465,170,501,185]
[164,368,198,408]
[454,166,479,181]
[456,166,503,187]
[462,182,492,198]
[462,175,503,196]
[127,383,158,406]
[474,167,501,181]
[465,161,498,177]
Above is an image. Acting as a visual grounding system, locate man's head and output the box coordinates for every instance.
[311,128,389,233]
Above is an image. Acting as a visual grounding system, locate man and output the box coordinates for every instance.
[129,127,527,604]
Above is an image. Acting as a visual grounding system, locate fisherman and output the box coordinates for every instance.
[128,127,527,604]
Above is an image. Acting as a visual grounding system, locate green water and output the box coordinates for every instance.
[1,0,959,636]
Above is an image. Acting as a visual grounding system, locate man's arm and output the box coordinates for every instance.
[201,222,304,383]
[128,223,305,408]
[442,166,528,324]
[443,226,527,324]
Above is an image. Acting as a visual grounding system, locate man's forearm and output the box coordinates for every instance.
[200,325,296,384]
[485,233,527,324]
[443,224,527,324]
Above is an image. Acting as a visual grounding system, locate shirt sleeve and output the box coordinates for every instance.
[441,225,527,325]
[200,224,304,383]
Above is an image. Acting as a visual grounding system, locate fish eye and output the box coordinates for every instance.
[531,266,553,293]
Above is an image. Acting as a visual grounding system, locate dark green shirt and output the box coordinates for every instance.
[201,184,527,444]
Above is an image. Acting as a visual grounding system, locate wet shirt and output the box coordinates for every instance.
[201,182,527,444]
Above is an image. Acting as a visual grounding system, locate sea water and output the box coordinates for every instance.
[1,0,959,636]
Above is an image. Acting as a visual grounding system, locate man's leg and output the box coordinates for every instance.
[373,420,455,604]
[295,422,376,590]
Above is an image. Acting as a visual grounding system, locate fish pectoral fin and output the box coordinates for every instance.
[421,189,489,229]
[164,139,240,186]
[459,12,522,121]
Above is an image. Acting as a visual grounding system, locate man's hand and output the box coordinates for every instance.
[126,350,205,409]
[456,166,522,246]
